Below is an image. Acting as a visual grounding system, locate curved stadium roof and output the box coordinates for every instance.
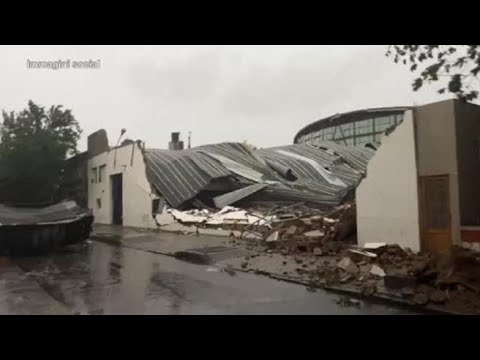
[294,106,412,144]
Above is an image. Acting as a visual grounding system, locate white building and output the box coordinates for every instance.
[357,99,480,254]
[87,130,159,229]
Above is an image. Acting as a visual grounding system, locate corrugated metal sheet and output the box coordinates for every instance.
[313,141,375,173]
[0,200,89,226]
[144,141,375,209]
[144,148,232,209]
[213,183,268,208]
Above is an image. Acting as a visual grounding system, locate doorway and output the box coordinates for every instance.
[111,173,123,225]
[420,175,451,254]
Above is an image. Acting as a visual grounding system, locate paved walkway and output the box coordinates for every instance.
[92,224,236,256]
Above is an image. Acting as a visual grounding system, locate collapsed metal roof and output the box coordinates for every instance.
[0,200,90,226]
[144,142,376,209]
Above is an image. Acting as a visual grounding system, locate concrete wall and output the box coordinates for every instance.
[88,142,158,229]
[356,110,421,252]
[453,101,480,226]
[87,129,109,157]
[415,99,461,245]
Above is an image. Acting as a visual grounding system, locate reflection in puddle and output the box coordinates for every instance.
[3,241,419,315]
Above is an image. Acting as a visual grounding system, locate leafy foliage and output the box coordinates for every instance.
[0,101,82,205]
[386,45,480,102]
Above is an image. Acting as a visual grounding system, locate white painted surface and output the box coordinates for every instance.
[88,142,158,229]
[356,111,421,252]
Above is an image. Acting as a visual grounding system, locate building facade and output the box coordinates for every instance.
[87,132,159,229]
[356,99,480,254]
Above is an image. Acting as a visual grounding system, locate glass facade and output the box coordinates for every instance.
[297,112,404,147]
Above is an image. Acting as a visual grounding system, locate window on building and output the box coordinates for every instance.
[375,116,396,133]
[98,165,106,183]
[91,167,98,183]
[323,127,334,140]
[355,119,373,135]
[340,123,353,138]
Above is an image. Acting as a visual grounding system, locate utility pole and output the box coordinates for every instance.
[188,131,191,149]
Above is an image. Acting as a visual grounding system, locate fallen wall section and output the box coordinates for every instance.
[356,110,421,252]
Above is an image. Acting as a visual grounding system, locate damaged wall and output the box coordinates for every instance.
[415,99,461,246]
[356,110,421,252]
[88,142,158,229]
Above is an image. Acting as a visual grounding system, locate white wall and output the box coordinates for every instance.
[356,111,421,252]
[88,142,158,229]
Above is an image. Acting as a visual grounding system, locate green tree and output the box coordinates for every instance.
[386,45,480,102]
[0,100,82,205]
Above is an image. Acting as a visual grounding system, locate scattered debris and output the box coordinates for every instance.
[266,231,279,242]
[430,290,447,304]
[384,271,416,290]
[370,264,386,278]
[304,230,325,239]
[364,242,386,250]
[206,267,220,272]
[222,266,237,276]
[348,249,377,258]
[413,293,429,306]
[337,257,359,275]
[335,296,361,308]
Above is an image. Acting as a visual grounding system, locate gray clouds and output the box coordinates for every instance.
[0,45,453,151]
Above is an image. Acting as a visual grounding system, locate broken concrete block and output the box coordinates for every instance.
[413,293,429,305]
[361,284,376,297]
[301,219,312,226]
[337,257,359,274]
[370,264,386,278]
[323,217,337,224]
[266,231,279,242]
[323,241,344,255]
[384,271,416,290]
[303,230,324,239]
[401,287,415,297]
[360,264,373,273]
[241,262,249,269]
[429,290,447,304]
[285,225,297,236]
[346,263,360,275]
[337,257,353,271]
[313,247,323,256]
[364,242,386,250]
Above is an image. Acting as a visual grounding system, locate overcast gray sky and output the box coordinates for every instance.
[0,45,454,150]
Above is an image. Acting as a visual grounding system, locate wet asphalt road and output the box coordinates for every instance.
[0,241,418,315]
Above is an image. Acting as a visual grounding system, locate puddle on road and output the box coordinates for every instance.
[4,241,419,315]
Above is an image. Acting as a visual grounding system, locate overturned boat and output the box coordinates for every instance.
[0,200,93,255]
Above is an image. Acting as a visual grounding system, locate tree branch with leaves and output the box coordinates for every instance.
[386,45,480,102]
[0,100,82,205]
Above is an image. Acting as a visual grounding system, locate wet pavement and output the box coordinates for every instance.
[0,241,419,315]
